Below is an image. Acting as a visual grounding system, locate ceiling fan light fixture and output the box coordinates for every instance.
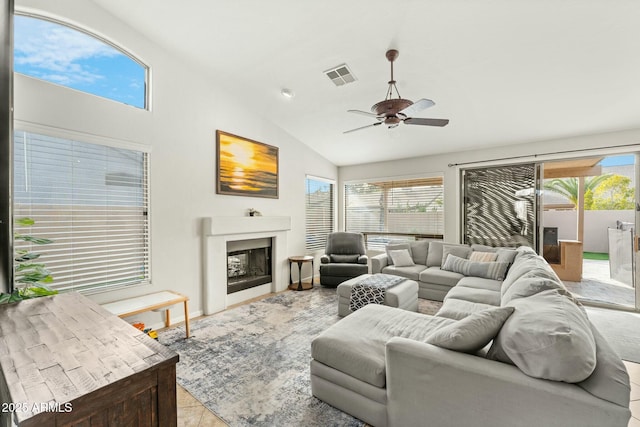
[343,49,450,134]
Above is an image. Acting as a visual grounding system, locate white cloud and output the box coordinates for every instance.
[14,16,120,85]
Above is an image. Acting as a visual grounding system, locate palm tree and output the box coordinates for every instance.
[543,175,611,206]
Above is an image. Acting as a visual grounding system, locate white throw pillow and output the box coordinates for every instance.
[388,249,415,267]
[426,306,515,353]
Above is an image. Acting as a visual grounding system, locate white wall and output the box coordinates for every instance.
[13,0,337,326]
[543,210,635,253]
[339,129,640,243]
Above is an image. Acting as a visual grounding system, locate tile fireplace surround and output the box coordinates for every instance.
[201,216,291,314]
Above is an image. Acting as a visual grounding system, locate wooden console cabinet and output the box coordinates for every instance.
[0,292,179,427]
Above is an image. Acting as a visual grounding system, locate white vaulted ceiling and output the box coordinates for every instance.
[90,0,640,166]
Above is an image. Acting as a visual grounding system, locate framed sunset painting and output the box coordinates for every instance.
[216,130,279,198]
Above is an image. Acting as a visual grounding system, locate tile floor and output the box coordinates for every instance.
[625,361,640,426]
[177,385,227,426]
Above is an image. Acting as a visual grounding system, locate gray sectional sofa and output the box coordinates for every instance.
[372,240,517,301]
[311,245,631,427]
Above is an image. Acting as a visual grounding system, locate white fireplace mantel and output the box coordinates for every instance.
[201,216,291,315]
[202,216,291,236]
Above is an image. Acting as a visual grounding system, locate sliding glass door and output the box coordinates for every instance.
[462,163,539,249]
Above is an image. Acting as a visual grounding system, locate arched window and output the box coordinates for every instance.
[14,14,148,109]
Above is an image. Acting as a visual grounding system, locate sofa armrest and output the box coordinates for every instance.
[357,254,368,265]
[385,337,630,427]
[371,253,388,273]
[320,254,330,264]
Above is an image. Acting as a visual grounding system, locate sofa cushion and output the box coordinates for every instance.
[381,264,427,281]
[409,240,430,265]
[330,254,360,263]
[386,243,411,265]
[311,304,454,387]
[444,285,501,306]
[442,255,509,281]
[487,289,597,383]
[418,266,464,287]
[389,249,415,267]
[426,306,515,353]
[436,298,496,321]
[426,241,468,267]
[441,245,472,268]
[456,276,502,292]
[578,323,631,407]
[469,251,498,262]
[495,248,518,265]
[501,274,564,305]
[501,251,560,298]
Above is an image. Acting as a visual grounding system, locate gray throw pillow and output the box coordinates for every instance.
[426,306,515,353]
[409,240,429,265]
[388,249,415,267]
[442,255,509,281]
[330,254,359,263]
[487,289,597,383]
[441,245,472,268]
[495,248,518,265]
[386,243,411,265]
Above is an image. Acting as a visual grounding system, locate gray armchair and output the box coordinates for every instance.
[319,232,368,287]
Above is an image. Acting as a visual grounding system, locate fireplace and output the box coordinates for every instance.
[227,238,272,294]
[202,216,291,314]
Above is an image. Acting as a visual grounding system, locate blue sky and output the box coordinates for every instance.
[13,15,146,109]
[600,155,635,167]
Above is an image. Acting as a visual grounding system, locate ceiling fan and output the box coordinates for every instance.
[344,49,449,134]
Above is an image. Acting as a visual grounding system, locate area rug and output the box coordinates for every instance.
[159,287,440,426]
[586,307,640,364]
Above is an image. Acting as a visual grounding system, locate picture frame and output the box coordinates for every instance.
[216,130,279,199]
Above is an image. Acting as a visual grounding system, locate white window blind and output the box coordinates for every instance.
[13,130,150,293]
[345,177,444,249]
[305,177,334,252]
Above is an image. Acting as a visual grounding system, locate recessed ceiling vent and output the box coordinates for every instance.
[324,64,356,86]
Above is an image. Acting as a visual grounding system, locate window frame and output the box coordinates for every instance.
[344,173,444,249]
[13,121,152,295]
[14,11,151,110]
[305,174,336,253]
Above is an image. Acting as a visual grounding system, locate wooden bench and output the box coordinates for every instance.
[102,290,190,338]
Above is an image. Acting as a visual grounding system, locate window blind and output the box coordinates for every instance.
[305,177,334,252]
[13,130,150,293]
[345,177,444,249]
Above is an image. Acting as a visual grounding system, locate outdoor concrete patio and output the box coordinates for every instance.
[563,259,635,307]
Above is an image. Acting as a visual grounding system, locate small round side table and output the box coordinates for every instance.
[288,255,314,291]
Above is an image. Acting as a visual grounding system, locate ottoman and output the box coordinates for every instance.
[337,273,419,317]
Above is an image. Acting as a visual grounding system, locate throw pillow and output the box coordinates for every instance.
[441,245,472,268]
[388,249,415,267]
[469,251,498,262]
[495,248,518,265]
[330,254,360,263]
[442,255,509,281]
[386,243,411,265]
[487,289,597,383]
[409,240,430,265]
[426,306,515,353]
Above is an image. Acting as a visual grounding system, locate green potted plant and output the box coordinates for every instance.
[0,217,58,304]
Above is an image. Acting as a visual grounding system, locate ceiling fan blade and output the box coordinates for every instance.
[347,109,381,119]
[343,122,383,134]
[404,117,449,127]
[398,98,435,117]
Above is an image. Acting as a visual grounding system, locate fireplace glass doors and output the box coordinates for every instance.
[226,238,272,294]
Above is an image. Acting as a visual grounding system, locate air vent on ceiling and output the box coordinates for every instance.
[324,64,356,86]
